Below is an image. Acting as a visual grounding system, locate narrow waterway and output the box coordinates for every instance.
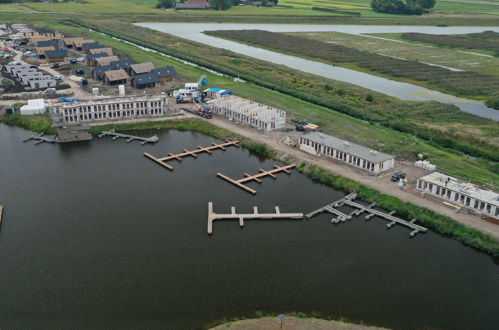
[0,124,498,329]
[136,23,499,121]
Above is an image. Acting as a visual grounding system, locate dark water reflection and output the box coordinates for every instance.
[0,124,498,329]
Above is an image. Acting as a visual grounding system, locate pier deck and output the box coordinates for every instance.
[306,193,427,236]
[207,202,303,234]
[99,129,158,144]
[23,133,56,145]
[144,140,240,171]
[217,164,296,195]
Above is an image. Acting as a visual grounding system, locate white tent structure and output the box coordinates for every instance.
[20,99,46,115]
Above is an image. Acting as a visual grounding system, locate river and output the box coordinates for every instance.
[0,124,498,329]
[135,23,499,121]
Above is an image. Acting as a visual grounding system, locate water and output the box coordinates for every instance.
[0,124,498,329]
[136,23,499,120]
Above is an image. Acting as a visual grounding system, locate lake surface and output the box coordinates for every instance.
[0,124,498,329]
[136,23,499,121]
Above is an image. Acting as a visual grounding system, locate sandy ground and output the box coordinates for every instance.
[210,317,387,330]
[206,116,499,240]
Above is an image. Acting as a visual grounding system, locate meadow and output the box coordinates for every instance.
[288,31,499,76]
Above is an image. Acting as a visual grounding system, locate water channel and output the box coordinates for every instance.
[136,23,499,121]
[0,124,498,329]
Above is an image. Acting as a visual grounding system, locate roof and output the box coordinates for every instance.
[36,40,58,48]
[302,131,394,163]
[130,62,155,74]
[104,69,129,81]
[152,66,176,78]
[89,47,113,55]
[74,39,94,47]
[92,65,117,77]
[86,52,110,60]
[82,43,102,50]
[44,49,68,58]
[95,55,120,67]
[63,37,83,45]
[110,59,134,70]
[132,72,158,85]
[419,172,499,206]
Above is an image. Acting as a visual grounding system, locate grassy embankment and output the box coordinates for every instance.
[35,18,498,189]
[0,113,56,135]
[206,30,499,105]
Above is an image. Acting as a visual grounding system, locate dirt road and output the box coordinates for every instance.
[208,117,499,240]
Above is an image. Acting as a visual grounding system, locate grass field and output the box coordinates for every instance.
[42,18,498,189]
[289,31,499,76]
[0,3,33,13]
[7,0,499,17]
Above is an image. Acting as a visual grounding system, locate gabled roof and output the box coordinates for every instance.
[36,40,59,48]
[110,59,135,70]
[104,69,129,81]
[82,42,102,50]
[92,65,117,78]
[130,62,155,74]
[95,55,120,67]
[44,49,68,58]
[86,52,110,60]
[132,72,158,85]
[63,37,83,45]
[74,39,94,47]
[88,47,113,55]
[153,66,176,78]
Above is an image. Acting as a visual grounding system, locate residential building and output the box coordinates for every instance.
[103,69,129,85]
[130,62,155,76]
[44,49,68,63]
[95,55,120,67]
[63,37,83,48]
[50,94,170,125]
[208,95,286,131]
[176,0,210,10]
[417,172,498,220]
[299,132,395,175]
[89,47,113,56]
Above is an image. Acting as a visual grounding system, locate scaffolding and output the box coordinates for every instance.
[208,96,286,131]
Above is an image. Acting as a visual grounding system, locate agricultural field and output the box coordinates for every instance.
[0,3,32,13]
[39,18,498,189]
[207,29,499,101]
[288,31,499,76]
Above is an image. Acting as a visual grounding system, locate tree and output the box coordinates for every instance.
[371,0,435,15]
[209,0,233,10]
[157,0,176,8]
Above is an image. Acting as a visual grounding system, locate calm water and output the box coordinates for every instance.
[0,124,498,329]
[136,23,499,120]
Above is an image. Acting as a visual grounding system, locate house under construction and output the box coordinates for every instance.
[208,95,286,131]
[49,94,170,125]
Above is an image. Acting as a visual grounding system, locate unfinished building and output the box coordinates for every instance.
[417,172,498,220]
[208,95,286,131]
[50,95,170,125]
[299,132,395,175]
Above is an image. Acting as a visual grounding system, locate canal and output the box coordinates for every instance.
[0,124,498,329]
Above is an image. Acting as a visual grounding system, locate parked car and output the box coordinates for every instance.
[75,69,84,75]
[3,54,12,59]
[391,172,406,182]
[23,51,31,56]
[76,57,85,62]
[53,75,62,81]
[51,63,60,69]
[69,59,77,64]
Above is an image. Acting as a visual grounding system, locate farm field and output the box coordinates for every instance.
[288,31,499,76]
[37,18,499,189]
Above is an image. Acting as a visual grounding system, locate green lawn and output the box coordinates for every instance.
[0,3,32,13]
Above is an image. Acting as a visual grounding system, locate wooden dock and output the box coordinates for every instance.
[144,140,240,171]
[0,205,3,226]
[306,193,427,237]
[99,129,158,145]
[207,202,303,234]
[216,164,296,195]
[23,133,57,145]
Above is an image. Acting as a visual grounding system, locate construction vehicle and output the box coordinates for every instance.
[182,96,212,119]
[174,75,207,103]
